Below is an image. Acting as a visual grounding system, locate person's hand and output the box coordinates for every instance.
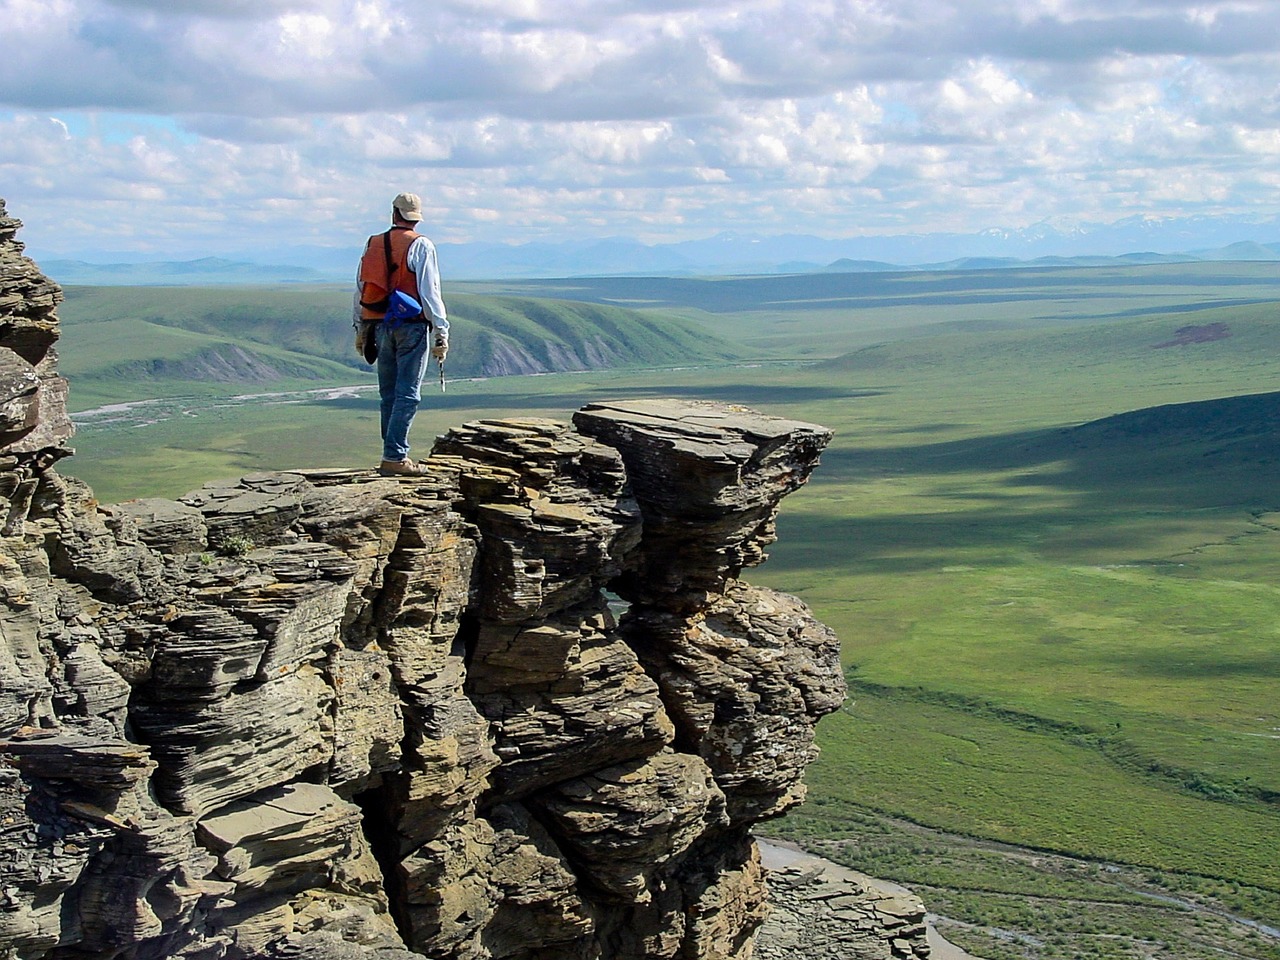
[356,322,378,363]
[431,335,448,362]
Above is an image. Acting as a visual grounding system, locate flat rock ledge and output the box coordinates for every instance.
[0,202,929,960]
[757,848,930,960]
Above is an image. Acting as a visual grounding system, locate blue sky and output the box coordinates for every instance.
[2,0,1279,262]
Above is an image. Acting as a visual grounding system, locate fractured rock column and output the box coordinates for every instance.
[433,418,671,797]
[1,200,75,736]
[0,200,73,523]
[342,473,499,959]
[429,417,672,959]
[575,398,847,958]
[574,398,832,603]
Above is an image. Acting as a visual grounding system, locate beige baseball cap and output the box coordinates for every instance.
[392,192,423,222]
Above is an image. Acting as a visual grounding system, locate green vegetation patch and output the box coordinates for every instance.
[57,284,742,410]
[795,693,1279,891]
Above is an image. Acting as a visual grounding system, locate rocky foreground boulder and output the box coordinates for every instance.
[0,200,926,960]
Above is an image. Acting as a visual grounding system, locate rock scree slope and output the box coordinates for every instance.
[0,200,928,960]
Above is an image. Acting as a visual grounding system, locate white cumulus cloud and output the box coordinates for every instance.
[0,0,1277,259]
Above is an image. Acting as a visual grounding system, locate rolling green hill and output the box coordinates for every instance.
[769,311,1280,799]
[56,284,743,408]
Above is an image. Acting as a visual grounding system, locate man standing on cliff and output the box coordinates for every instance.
[354,192,449,477]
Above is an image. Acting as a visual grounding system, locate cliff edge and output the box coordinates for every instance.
[0,200,925,960]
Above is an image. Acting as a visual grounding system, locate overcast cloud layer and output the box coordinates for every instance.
[2,0,1280,261]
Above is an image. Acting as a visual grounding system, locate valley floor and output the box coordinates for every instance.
[758,838,980,959]
[771,813,1280,960]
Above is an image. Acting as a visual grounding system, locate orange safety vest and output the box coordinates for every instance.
[358,226,422,321]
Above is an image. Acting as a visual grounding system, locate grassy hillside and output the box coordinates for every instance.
[56,284,741,408]
[459,260,1280,358]
[740,305,1280,957]
[755,308,1280,801]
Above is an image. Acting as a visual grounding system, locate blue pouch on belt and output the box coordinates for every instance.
[384,289,425,325]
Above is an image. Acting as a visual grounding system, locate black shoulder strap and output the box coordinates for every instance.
[383,229,395,277]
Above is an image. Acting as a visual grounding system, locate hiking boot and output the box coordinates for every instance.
[378,458,428,477]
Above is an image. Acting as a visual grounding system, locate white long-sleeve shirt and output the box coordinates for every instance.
[352,233,449,342]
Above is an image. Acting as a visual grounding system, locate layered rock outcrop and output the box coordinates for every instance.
[0,201,922,960]
[757,856,929,960]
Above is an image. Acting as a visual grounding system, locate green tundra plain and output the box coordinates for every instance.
[57,262,1280,959]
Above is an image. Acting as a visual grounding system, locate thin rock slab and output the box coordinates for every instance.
[197,782,379,895]
[531,749,728,902]
[195,783,400,959]
[114,497,208,556]
[431,418,640,624]
[180,472,313,548]
[621,581,846,825]
[467,601,674,800]
[573,398,830,597]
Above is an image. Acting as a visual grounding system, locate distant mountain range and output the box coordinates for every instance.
[43,256,329,286]
[42,214,1280,284]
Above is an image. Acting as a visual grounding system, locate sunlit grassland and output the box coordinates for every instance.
[60,264,1280,947]
[727,301,1280,948]
[792,697,1279,889]
[751,313,1280,816]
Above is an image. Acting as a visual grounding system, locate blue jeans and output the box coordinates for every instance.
[376,321,431,462]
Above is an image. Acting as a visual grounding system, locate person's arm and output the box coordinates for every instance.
[352,244,368,356]
[352,250,365,328]
[407,237,448,342]
[353,261,368,330]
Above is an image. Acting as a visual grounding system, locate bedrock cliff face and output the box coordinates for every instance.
[0,201,926,960]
